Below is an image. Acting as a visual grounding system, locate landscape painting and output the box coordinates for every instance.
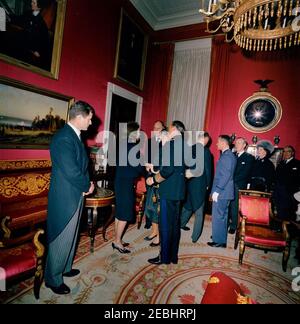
[0,77,73,149]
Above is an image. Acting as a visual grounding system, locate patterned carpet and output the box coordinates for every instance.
[2,216,300,304]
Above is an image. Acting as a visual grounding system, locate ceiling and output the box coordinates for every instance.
[130,0,204,31]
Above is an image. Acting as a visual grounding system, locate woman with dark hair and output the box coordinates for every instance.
[249,140,275,192]
[112,122,144,253]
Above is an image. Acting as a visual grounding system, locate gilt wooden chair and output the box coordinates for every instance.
[0,216,45,299]
[235,190,290,272]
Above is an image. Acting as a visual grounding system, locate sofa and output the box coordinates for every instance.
[0,159,50,299]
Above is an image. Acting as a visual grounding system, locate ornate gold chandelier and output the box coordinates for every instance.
[199,0,300,51]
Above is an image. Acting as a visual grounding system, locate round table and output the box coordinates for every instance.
[85,189,115,253]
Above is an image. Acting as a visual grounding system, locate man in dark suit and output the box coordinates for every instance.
[180,132,212,243]
[45,101,95,295]
[274,146,300,221]
[228,138,254,234]
[208,135,236,248]
[146,121,186,265]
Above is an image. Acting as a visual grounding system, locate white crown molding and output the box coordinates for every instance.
[130,0,203,31]
[130,0,158,29]
[155,12,203,31]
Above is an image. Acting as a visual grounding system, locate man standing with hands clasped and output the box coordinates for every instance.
[146,121,186,265]
[228,137,254,234]
[207,135,236,248]
[45,101,95,295]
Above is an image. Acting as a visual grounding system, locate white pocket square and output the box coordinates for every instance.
[293,168,297,170]
[241,162,246,165]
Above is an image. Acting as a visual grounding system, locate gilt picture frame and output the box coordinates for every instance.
[0,0,67,79]
[239,92,282,133]
[0,76,74,149]
[114,8,148,90]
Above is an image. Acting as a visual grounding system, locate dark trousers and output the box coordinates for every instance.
[45,197,83,287]
[159,198,181,264]
[274,185,297,220]
[181,203,205,242]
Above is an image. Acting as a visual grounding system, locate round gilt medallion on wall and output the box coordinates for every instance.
[239,92,282,133]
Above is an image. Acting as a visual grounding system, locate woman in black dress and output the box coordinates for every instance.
[249,140,275,192]
[112,122,144,253]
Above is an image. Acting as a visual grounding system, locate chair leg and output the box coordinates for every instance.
[239,239,245,265]
[33,260,43,300]
[282,246,290,272]
[234,229,239,250]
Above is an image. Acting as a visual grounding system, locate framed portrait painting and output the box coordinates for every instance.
[114,9,148,90]
[0,0,67,79]
[0,76,73,149]
[239,92,282,133]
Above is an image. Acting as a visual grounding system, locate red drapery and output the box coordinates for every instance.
[143,43,175,133]
[204,36,231,159]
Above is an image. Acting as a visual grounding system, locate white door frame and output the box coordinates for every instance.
[104,82,143,132]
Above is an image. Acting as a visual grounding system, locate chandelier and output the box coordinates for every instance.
[199,0,300,51]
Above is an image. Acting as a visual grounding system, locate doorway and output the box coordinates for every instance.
[104,82,143,136]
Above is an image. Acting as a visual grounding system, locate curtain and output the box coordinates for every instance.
[204,36,231,163]
[143,43,175,133]
[167,39,212,131]
[204,36,231,133]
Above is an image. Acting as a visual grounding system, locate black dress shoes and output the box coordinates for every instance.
[207,241,227,248]
[45,283,71,295]
[63,269,80,277]
[181,226,190,231]
[148,256,162,265]
[228,228,236,235]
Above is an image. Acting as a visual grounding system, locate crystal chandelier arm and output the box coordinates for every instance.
[199,1,232,17]
[225,32,235,43]
[223,20,235,33]
[204,7,235,34]
[204,7,235,22]
[206,19,226,33]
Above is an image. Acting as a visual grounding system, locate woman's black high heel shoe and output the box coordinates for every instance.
[144,234,157,241]
[112,242,131,253]
[149,241,160,247]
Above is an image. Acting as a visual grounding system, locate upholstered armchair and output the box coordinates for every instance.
[0,216,45,299]
[235,190,290,272]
